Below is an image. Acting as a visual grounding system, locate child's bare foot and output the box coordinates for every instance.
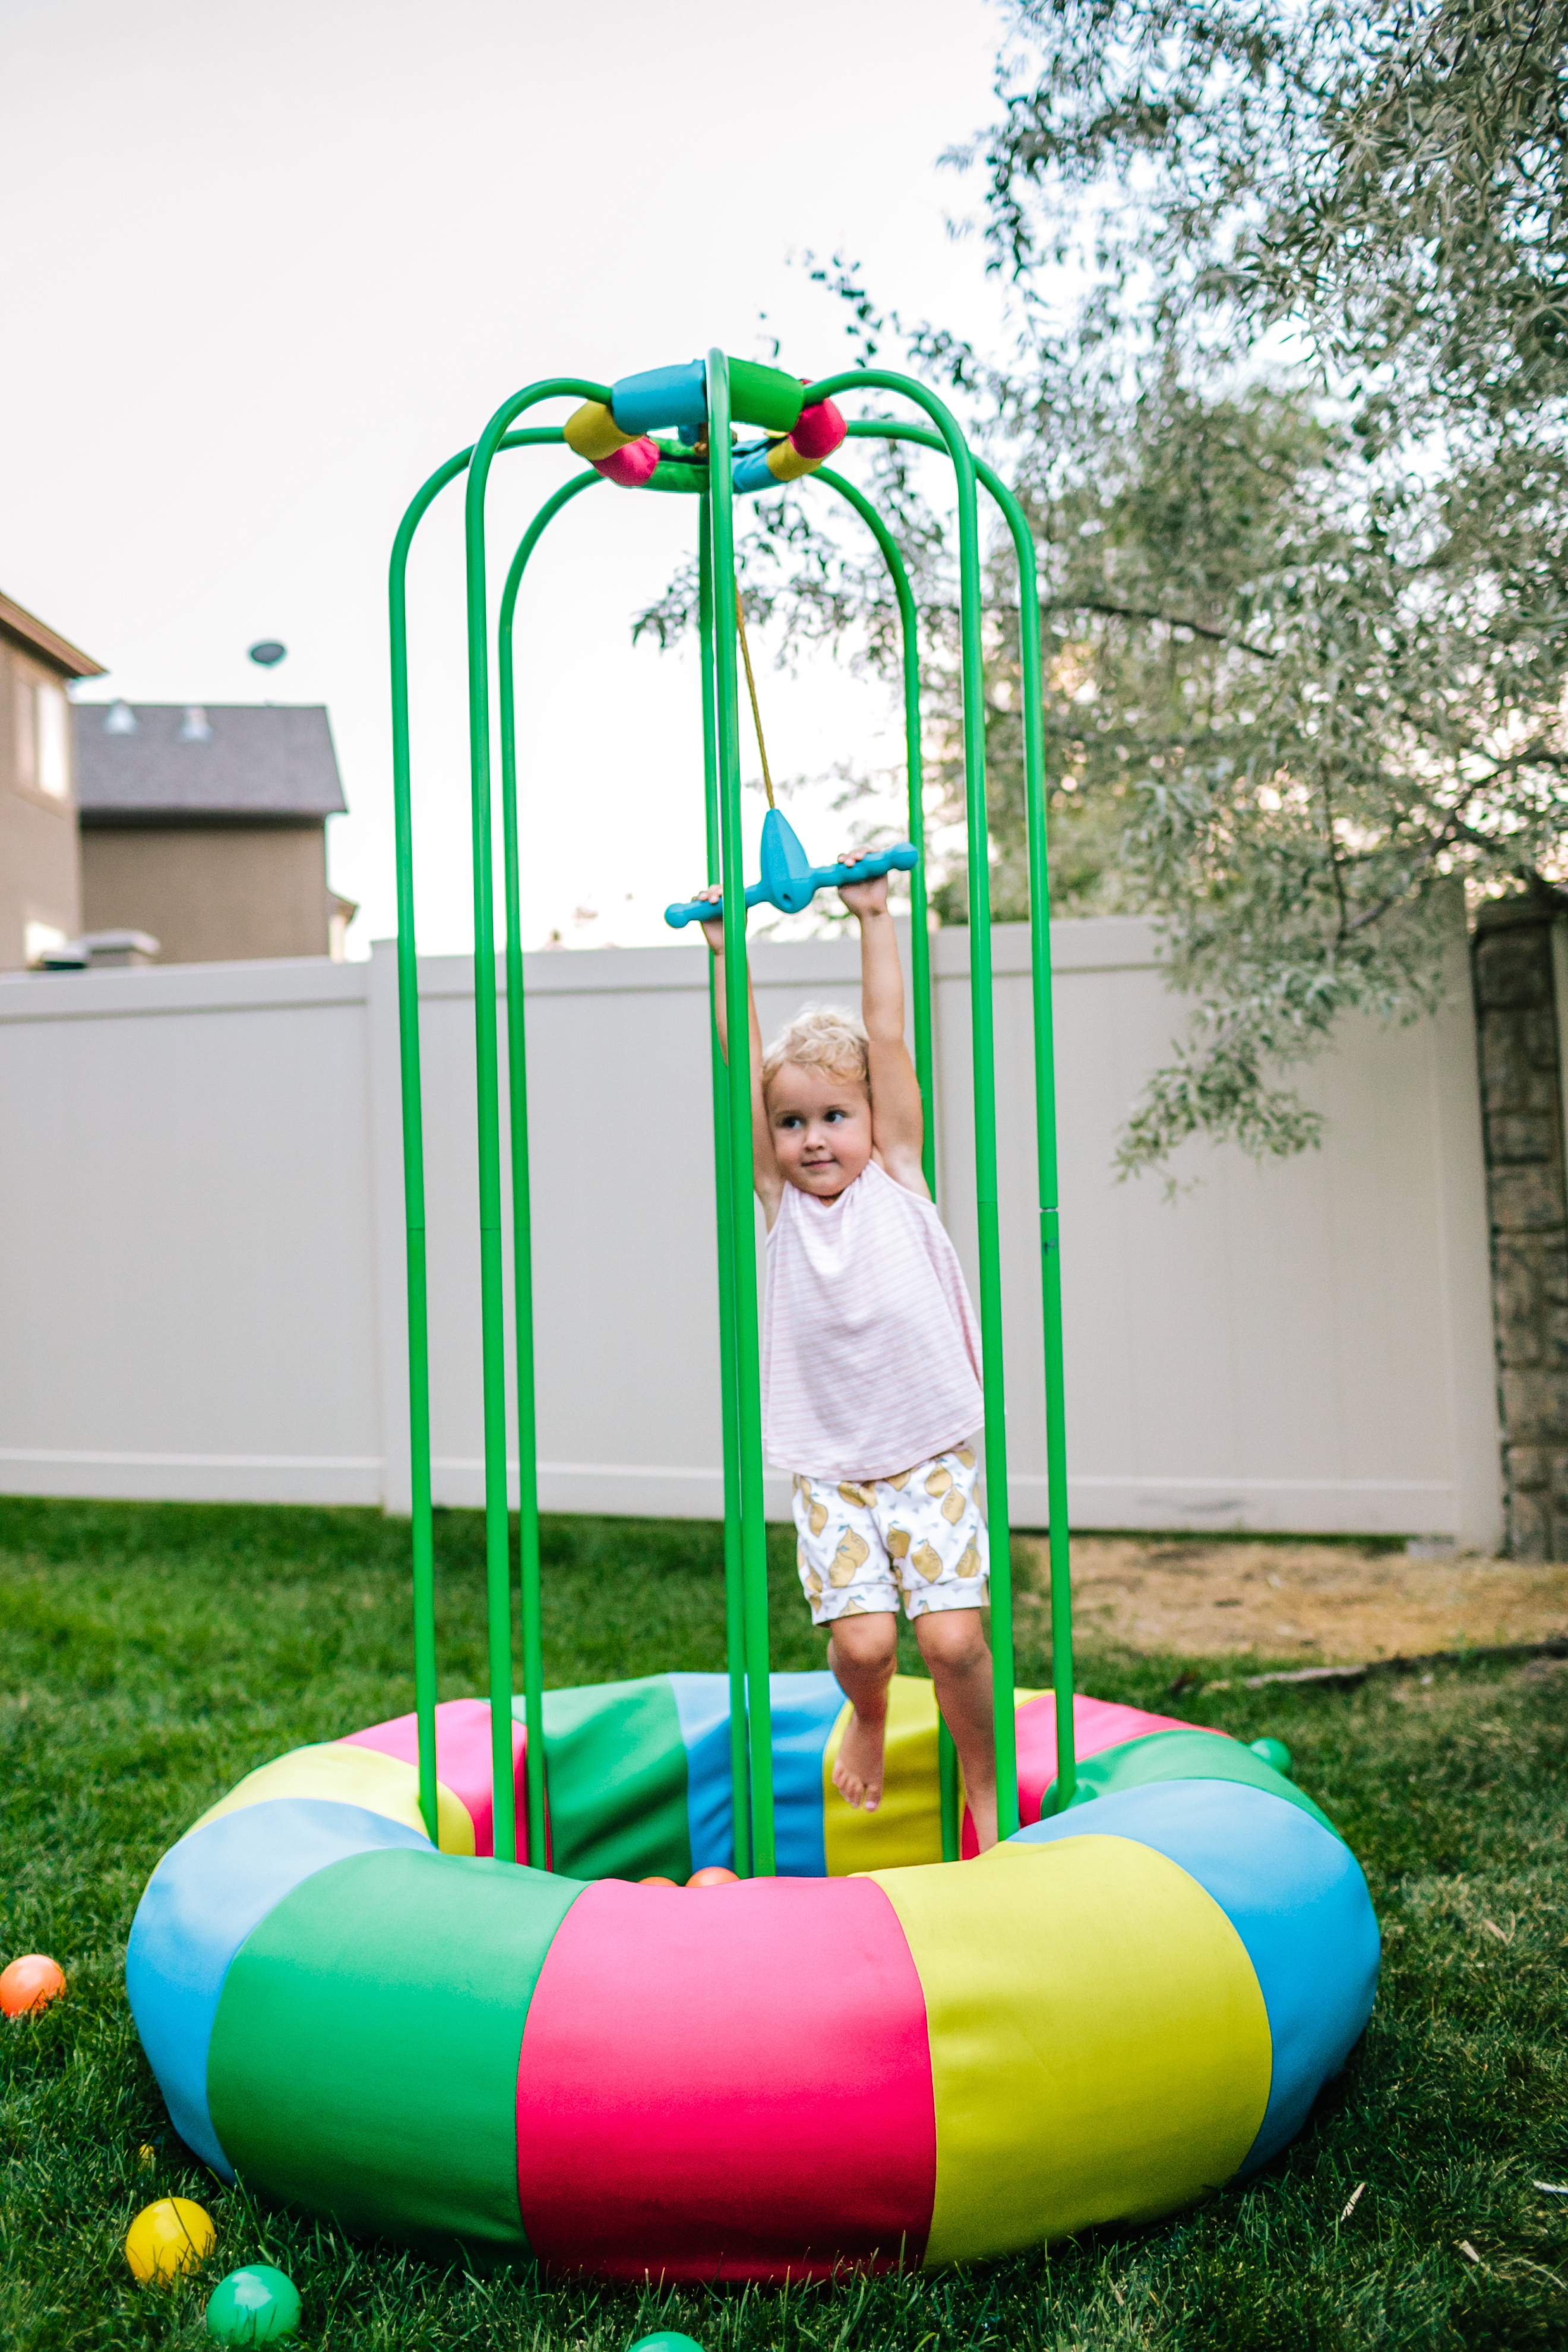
[966,1788,999,1852]
[915,1607,999,1851]
[826,1614,896,1813]
[833,1707,886,1812]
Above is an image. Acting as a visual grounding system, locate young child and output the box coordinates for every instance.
[697,853,998,1850]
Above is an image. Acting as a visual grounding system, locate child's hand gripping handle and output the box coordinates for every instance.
[664,878,766,931]
[807,842,918,902]
[664,842,918,930]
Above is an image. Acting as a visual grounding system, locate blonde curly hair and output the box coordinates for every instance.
[761,1003,870,1095]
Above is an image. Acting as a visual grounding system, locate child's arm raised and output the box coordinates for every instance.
[696,891,785,1222]
[837,852,928,1197]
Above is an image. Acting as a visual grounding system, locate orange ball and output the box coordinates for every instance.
[686,1866,739,1889]
[639,1874,678,1887]
[1,1954,66,2016]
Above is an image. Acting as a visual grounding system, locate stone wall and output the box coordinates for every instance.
[1472,896,1568,1560]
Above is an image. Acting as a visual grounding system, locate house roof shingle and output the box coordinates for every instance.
[73,703,346,820]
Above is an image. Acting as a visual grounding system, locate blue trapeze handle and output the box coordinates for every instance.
[665,807,918,930]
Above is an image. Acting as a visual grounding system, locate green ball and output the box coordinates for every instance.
[628,2335,706,2352]
[1248,1735,1294,1779]
[205,2265,301,2344]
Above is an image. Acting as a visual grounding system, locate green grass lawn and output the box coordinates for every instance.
[1,1497,1566,2351]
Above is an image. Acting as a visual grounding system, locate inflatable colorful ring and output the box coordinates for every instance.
[127,1674,1378,2278]
[562,355,846,495]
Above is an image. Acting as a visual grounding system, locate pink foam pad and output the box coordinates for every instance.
[593,437,659,488]
[789,397,846,462]
[343,1698,544,1863]
[960,1695,1229,1858]
[515,1875,935,2279]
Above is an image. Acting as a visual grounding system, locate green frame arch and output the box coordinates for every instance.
[387,351,1076,1873]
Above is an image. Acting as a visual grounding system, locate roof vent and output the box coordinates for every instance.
[178,704,213,742]
[104,700,137,734]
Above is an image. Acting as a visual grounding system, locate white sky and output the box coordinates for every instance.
[1,0,1011,956]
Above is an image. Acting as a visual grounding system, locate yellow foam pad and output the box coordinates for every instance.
[872,1835,1270,2264]
[823,1676,1047,1874]
[562,401,638,461]
[765,439,823,482]
[183,1741,475,1857]
[823,1677,943,1873]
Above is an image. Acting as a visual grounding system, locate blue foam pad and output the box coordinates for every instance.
[125,1797,430,2175]
[731,447,779,495]
[611,361,707,437]
[666,1671,846,1877]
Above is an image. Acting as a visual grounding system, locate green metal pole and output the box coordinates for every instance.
[814,469,936,1192]
[802,375,1019,1839]
[814,464,956,1857]
[462,381,609,1864]
[838,421,1077,1809]
[707,348,776,1876]
[978,469,1076,1812]
[497,467,603,1867]
[388,416,602,1853]
[698,503,753,1876]
[947,446,1018,1844]
[390,447,472,1844]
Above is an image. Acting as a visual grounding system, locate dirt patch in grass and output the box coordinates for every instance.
[1016,1536,1568,1663]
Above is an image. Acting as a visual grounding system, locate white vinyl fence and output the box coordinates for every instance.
[0,918,1503,1547]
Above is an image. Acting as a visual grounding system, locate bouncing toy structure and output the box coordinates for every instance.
[125,352,1379,2277]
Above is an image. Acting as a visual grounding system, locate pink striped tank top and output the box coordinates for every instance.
[761,1158,985,1481]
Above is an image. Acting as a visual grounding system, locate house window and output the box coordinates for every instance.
[12,672,69,800]
[14,666,34,789]
[36,681,68,796]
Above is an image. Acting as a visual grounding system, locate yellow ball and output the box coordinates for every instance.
[125,2197,215,2285]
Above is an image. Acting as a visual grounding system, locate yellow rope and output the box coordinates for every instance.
[733,578,776,810]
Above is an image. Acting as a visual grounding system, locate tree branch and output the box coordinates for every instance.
[1039,595,1280,659]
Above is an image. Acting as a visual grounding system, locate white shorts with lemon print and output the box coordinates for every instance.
[792,1446,989,1626]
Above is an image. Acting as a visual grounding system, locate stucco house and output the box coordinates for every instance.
[72,700,353,963]
[0,590,106,970]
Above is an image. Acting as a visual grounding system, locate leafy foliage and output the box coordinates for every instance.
[644,1,1568,1171]
[952,0,1568,1166]
[978,0,1568,425]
